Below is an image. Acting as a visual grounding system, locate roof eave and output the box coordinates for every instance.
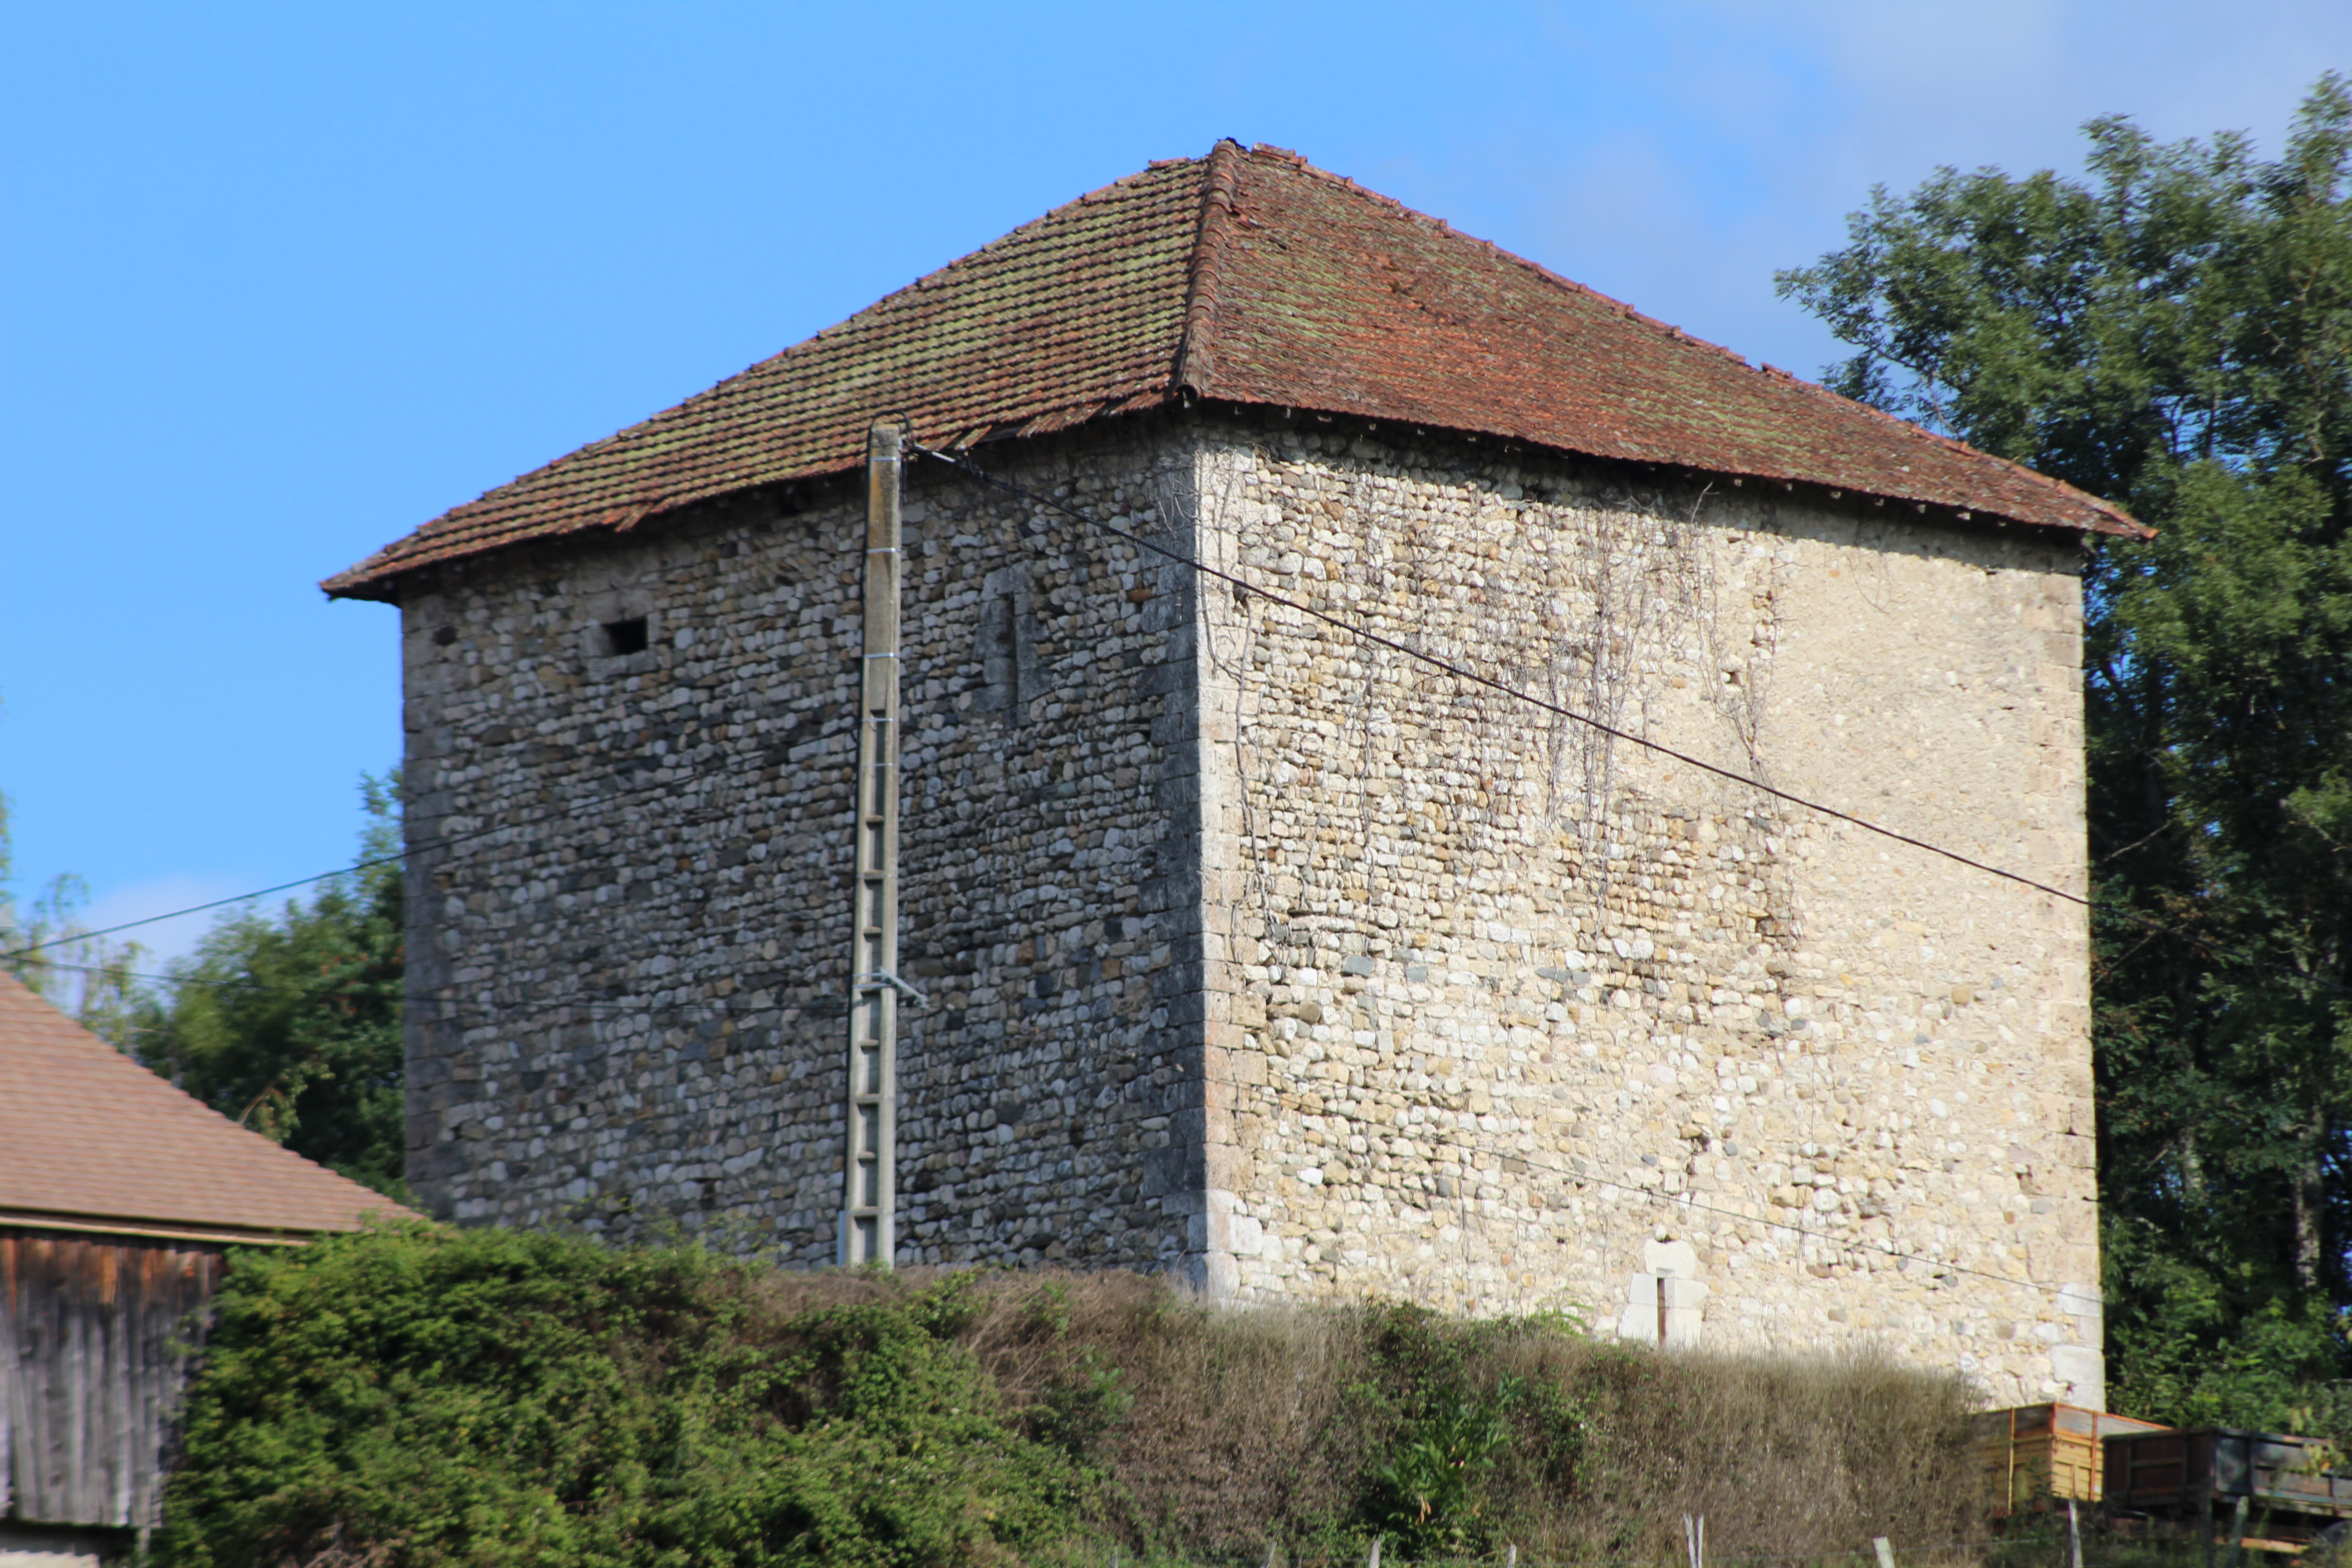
[323,387,1197,601]
[1182,394,2149,540]
[0,1205,392,1247]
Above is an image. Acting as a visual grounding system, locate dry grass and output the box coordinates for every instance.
[1547,1339,1981,1561]
[739,1266,1984,1563]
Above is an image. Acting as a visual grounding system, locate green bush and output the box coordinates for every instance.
[1352,1304,1583,1559]
[161,1224,1094,1568]
[162,1227,1980,1567]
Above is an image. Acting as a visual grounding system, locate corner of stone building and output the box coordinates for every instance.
[1159,429,1257,1303]
[2029,538,2102,1411]
[394,584,465,1223]
[2048,1279,2105,1409]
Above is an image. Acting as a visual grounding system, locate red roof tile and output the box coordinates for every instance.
[327,142,2141,599]
[0,971,412,1242]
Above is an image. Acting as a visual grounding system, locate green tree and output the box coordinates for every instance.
[132,773,407,1196]
[0,788,154,1044]
[1779,78,2352,1422]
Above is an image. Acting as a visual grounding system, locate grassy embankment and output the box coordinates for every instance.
[161,1222,2012,1568]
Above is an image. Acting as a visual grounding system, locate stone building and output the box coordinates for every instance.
[329,142,2141,1406]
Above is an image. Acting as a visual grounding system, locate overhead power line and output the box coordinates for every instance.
[12,441,2332,1014]
[18,956,752,1025]
[911,440,2078,904]
[912,441,2352,1004]
[0,856,407,961]
[23,952,2063,1293]
[0,749,770,964]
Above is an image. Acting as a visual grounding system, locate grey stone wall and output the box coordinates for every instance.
[391,407,2098,1403]
[397,421,1213,1270]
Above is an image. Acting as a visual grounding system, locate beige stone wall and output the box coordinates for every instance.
[1184,424,2100,1406]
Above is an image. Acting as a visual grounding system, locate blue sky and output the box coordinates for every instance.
[4,0,2347,963]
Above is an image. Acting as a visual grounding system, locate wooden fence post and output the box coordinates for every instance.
[2201,1463,2216,1568]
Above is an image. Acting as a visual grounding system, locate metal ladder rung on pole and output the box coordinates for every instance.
[839,422,902,1267]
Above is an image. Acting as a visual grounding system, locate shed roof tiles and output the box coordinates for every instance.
[0,970,410,1242]
[328,141,2141,599]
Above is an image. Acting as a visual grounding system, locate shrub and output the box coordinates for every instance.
[162,1228,1983,1567]
[161,1225,1093,1568]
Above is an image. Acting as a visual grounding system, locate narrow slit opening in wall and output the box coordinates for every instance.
[990,596,1020,714]
[601,616,649,656]
[977,575,1033,723]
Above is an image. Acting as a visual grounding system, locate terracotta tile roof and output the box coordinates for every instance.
[0,971,412,1243]
[327,142,2141,598]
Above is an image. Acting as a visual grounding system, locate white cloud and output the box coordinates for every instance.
[1770,0,2348,180]
[1451,0,2352,378]
[76,874,260,970]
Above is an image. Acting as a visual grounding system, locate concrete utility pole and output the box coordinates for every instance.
[839,421,904,1266]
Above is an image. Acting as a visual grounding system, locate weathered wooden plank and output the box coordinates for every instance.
[0,1233,15,1520]
[0,1230,222,1529]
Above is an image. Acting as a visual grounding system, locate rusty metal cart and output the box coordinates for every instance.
[2104,1427,2352,1557]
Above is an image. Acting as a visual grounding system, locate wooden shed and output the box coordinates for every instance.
[0,972,406,1565]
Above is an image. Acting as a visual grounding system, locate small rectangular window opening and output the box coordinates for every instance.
[601,616,649,656]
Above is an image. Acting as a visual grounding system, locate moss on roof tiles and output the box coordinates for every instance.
[328,142,2137,599]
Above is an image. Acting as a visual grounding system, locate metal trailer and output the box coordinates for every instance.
[2104,1428,2352,1557]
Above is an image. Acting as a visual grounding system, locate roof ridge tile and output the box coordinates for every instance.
[1173,140,1244,397]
